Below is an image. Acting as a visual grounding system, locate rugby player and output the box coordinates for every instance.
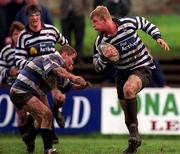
[90,6,170,154]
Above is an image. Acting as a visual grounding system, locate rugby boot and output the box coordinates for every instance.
[22,133,35,153]
[123,123,141,154]
[44,148,58,154]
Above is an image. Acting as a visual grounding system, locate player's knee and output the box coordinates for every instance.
[17,110,27,125]
[42,108,52,121]
[54,93,66,104]
[123,85,136,99]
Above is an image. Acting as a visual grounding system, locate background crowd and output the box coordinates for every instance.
[0,0,174,87]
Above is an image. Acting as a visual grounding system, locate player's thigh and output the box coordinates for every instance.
[23,96,51,121]
[124,67,152,93]
[39,94,49,107]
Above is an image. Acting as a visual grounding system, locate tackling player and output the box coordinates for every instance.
[10,45,91,154]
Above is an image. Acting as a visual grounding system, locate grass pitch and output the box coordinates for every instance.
[0,134,180,154]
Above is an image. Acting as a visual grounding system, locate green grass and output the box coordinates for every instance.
[0,134,180,154]
[137,14,180,57]
[54,14,180,58]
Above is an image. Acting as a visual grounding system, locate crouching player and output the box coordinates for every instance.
[10,45,91,154]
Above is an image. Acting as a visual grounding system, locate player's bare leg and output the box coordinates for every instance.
[22,96,54,153]
[122,75,142,154]
[51,88,66,128]
[16,108,28,136]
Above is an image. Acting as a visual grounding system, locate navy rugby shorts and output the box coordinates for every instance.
[116,67,152,100]
[10,92,34,110]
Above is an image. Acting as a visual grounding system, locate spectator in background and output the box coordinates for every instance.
[103,0,132,17]
[0,21,24,86]
[15,0,53,25]
[0,0,10,50]
[4,0,25,45]
[93,0,103,8]
[60,0,91,63]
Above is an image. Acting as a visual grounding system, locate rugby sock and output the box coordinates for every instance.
[125,121,130,133]
[28,124,39,142]
[126,98,139,137]
[18,125,27,136]
[40,128,52,151]
[126,98,138,124]
[19,115,34,137]
[51,122,59,144]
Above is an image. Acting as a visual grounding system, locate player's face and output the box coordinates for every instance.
[63,53,77,71]
[91,16,106,32]
[28,12,41,29]
[12,29,22,46]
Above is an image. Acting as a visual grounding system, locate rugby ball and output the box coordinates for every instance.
[100,42,120,62]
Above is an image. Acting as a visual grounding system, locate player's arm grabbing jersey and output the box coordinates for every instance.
[0,44,16,84]
[93,16,161,72]
[15,24,68,70]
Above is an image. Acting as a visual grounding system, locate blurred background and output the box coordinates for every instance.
[0,0,180,153]
[42,0,180,87]
[0,0,180,87]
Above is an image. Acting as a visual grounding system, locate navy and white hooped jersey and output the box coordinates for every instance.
[0,44,16,84]
[15,24,68,70]
[93,16,160,72]
[11,53,70,96]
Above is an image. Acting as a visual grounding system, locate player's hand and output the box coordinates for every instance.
[100,42,120,62]
[85,81,92,88]
[9,67,19,76]
[72,76,87,87]
[157,38,170,51]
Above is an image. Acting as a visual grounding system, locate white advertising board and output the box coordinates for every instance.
[101,88,180,135]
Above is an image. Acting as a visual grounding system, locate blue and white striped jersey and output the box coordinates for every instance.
[0,44,16,84]
[15,24,68,70]
[11,53,70,96]
[93,17,161,72]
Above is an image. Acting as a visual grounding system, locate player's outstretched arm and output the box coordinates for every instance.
[52,67,88,88]
[157,38,170,51]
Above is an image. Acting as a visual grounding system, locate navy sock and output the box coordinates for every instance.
[126,98,138,124]
[28,124,39,142]
[18,125,27,136]
[40,128,52,151]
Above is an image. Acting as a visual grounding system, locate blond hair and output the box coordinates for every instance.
[89,5,111,20]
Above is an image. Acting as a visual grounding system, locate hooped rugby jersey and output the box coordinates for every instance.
[93,17,161,72]
[11,53,70,96]
[15,24,68,70]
